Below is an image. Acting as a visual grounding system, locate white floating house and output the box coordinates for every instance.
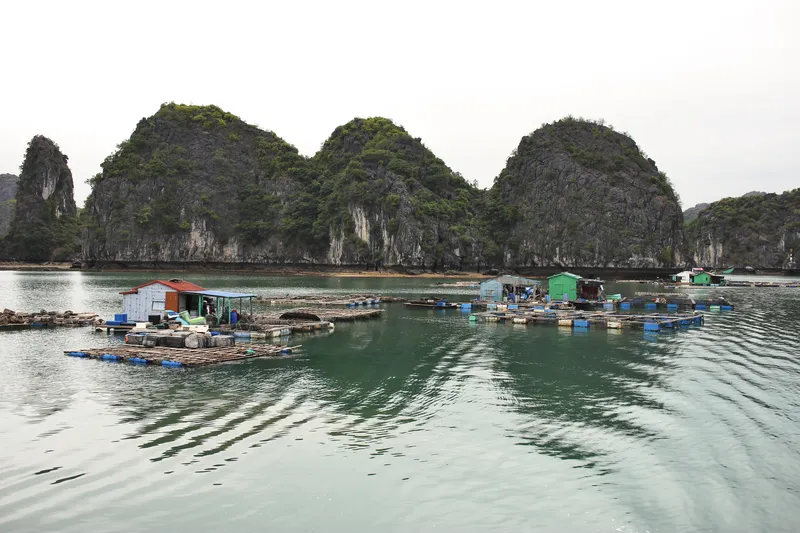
[120,279,256,324]
[479,275,542,303]
[120,279,207,322]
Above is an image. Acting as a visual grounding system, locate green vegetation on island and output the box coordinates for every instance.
[1,137,80,261]
[686,189,800,268]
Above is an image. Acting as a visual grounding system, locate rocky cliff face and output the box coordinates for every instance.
[683,202,709,223]
[2,137,79,261]
[686,189,800,269]
[312,117,484,268]
[488,118,684,268]
[85,107,484,268]
[0,173,19,238]
[84,103,320,263]
[83,107,689,270]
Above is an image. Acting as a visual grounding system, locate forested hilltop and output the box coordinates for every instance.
[0,173,19,238]
[83,104,485,268]
[686,189,800,269]
[1,136,79,261]
[486,117,684,268]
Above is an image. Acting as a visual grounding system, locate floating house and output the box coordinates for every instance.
[479,275,541,303]
[120,279,255,324]
[669,270,726,286]
[547,272,604,302]
[690,272,726,286]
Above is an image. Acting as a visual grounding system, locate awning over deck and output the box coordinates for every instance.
[183,290,256,299]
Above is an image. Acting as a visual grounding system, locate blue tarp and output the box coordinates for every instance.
[183,290,256,299]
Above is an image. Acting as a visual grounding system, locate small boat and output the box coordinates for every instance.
[405,298,458,309]
[713,267,735,275]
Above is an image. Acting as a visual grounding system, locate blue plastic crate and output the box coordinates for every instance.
[114,314,127,323]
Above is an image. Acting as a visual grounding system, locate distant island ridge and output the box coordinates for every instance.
[1,103,798,273]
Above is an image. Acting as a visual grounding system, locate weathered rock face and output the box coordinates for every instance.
[312,117,484,269]
[683,202,709,223]
[83,107,690,270]
[686,189,800,269]
[0,173,19,238]
[488,118,684,268]
[2,137,79,261]
[85,108,485,268]
[84,103,320,263]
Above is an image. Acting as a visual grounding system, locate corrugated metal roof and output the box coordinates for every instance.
[547,272,583,280]
[120,279,206,295]
[481,275,541,286]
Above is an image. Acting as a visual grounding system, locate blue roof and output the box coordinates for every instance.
[183,290,256,299]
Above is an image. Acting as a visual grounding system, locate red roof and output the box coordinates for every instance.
[120,279,206,295]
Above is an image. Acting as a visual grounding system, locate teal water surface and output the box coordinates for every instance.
[1,271,799,532]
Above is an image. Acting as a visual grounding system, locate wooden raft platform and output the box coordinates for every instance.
[471,309,705,331]
[259,294,406,306]
[64,344,300,367]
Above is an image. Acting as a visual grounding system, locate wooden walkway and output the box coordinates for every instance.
[256,307,382,322]
[64,343,300,367]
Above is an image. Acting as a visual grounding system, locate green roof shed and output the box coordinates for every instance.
[547,272,583,301]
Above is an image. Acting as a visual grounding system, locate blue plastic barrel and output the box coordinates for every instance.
[574,320,590,328]
[667,303,678,310]
[721,305,733,310]
[230,310,238,324]
[696,304,707,310]
[620,302,631,310]
[644,323,660,331]
[161,361,182,367]
[604,303,614,310]
[645,303,657,310]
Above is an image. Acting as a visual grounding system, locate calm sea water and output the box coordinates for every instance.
[1,271,799,533]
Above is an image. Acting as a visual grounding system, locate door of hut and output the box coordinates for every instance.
[165,291,179,312]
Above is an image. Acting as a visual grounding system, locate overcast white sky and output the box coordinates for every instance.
[1,0,797,208]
